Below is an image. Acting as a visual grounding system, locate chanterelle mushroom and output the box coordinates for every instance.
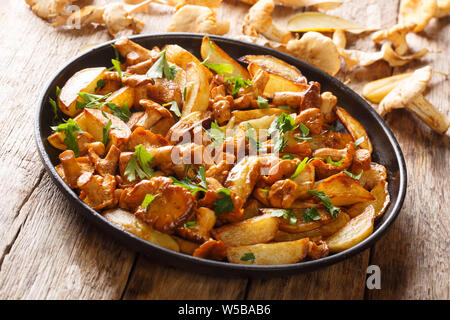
[435,0,450,17]
[372,23,416,55]
[167,5,230,35]
[378,66,450,134]
[242,0,291,44]
[399,0,437,32]
[25,0,74,20]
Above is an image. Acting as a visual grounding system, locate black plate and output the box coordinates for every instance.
[35,33,407,277]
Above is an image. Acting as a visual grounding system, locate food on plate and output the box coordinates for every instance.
[47,36,390,265]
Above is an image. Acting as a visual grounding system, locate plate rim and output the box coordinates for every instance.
[34,33,407,276]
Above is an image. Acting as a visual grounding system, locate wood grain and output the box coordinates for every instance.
[0,0,447,300]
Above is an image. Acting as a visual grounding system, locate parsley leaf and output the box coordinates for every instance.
[214,188,234,216]
[273,135,287,153]
[141,194,158,209]
[209,120,225,146]
[124,144,154,182]
[269,209,297,225]
[183,221,196,228]
[195,166,208,189]
[105,102,131,122]
[171,166,208,195]
[308,190,340,218]
[48,86,61,121]
[95,79,107,92]
[163,101,181,117]
[246,123,260,151]
[257,96,269,109]
[240,252,256,263]
[102,119,112,147]
[282,154,294,160]
[278,105,292,112]
[291,157,309,180]
[299,123,310,137]
[303,207,322,222]
[226,75,252,98]
[354,136,365,148]
[345,170,363,180]
[326,156,344,166]
[76,92,112,111]
[51,118,85,156]
[201,38,235,75]
[147,50,177,81]
[268,113,297,137]
[111,59,122,80]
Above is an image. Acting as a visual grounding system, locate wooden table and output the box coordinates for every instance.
[0,0,448,300]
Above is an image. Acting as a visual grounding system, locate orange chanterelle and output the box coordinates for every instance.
[47,36,390,265]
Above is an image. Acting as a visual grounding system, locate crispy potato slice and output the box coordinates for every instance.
[316,172,375,206]
[224,156,262,205]
[201,37,250,79]
[227,108,283,129]
[164,44,212,79]
[181,62,211,117]
[347,180,390,218]
[336,106,372,153]
[212,214,279,246]
[247,63,309,96]
[274,211,350,240]
[227,238,310,265]
[103,208,180,252]
[240,55,305,83]
[262,208,333,233]
[326,205,375,253]
[58,67,106,117]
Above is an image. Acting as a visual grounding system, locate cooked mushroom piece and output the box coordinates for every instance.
[77,172,116,210]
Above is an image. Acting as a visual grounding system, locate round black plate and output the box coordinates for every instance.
[35,33,407,277]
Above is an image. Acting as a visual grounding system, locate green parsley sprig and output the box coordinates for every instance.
[51,118,85,156]
[124,144,155,182]
[214,188,234,216]
[226,75,252,98]
[240,252,256,263]
[147,50,177,81]
[303,207,322,222]
[200,39,234,75]
[308,190,340,218]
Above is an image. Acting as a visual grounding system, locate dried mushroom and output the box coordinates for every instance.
[399,0,437,32]
[167,5,229,35]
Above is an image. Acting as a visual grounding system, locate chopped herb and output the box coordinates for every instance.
[240,252,256,263]
[354,136,365,148]
[257,96,269,109]
[269,209,297,225]
[278,105,292,112]
[111,59,122,80]
[163,101,181,117]
[95,79,107,92]
[326,156,344,167]
[195,166,208,189]
[209,120,225,146]
[226,75,252,98]
[273,135,287,153]
[51,118,85,156]
[268,113,297,136]
[75,92,112,110]
[214,188,234,216]
[141,194,158,209]
[291,157,309,180]
[328,123,336,131]
[183,87,187,100]
[171,166,208,195]
[111,44,120,61]
[299,123,310,137]
[102,119,112,147]
[183,221,196,228]
[282,154,294,160]
[246,123,260,151]
[106,101,131,122]
[260,189,269,194]
[303,207,321,222]
[124,144,154,182]
[48,86,61,121]
[345,170,363,180]
[146,50,177,81]
[308,190,340,218]
[200,38,234,75]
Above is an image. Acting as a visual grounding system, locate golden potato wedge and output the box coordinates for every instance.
[105,86,135,109]
[58,67,106,117]
[230,108,284,125]
[224,156,262,205]
[211,214,279,247]
[172,236,200,255]
[181,62,211,118]
[103,208,180,252]
[240,199,262,221]
[326,205,375,253]
[164,44,212,79]
[274,211,350,241]
[77,108,131,148]
[227,238,310,265]
[240,55,305,84]
[248,63,309,96]
[316,172,375,206]
[201,37,250,79]
[347,180,390,218]
[336,106,372,153]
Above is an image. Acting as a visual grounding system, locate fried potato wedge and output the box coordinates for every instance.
[201,37,250,79]
[224,156,262,205]
[164,44,212,79]
[181,62,211,117]
[262,208,333,233]
[274,211,350,240]
[212,214,279,246]
[336,106,372,153]
[347,180,390,218]
[172,236,200,255]
[227,108,283,130]
[227,238,310,265]
[103,208,180,252]
[326,205,375,253]
[240,55,305,84]
[105,86,135,109]
[316,172,375,206]
[248,63,309,96]
[58,67,106,117]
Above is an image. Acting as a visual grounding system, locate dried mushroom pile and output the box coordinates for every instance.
[47,37,392,264]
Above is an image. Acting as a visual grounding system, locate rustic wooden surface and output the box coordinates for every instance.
[0,0,448,300]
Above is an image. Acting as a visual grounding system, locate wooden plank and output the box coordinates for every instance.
[367,15,450,300]
[0,174,135,299]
